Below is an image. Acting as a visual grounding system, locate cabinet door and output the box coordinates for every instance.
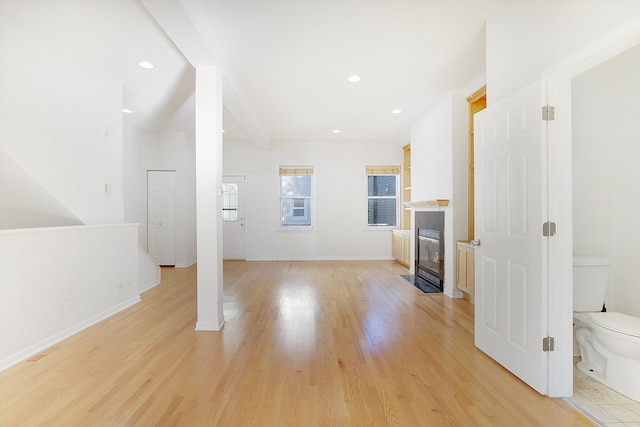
[392,232,399,259]
[465,247,475,297]
[401,232,411,266]
[392,232,411,267]
[457,247,468,292]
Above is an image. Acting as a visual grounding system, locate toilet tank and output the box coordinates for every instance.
[573,256,610,312]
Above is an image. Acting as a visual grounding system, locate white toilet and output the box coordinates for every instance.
[573,256,640,402]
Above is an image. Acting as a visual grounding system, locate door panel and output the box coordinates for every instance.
[483,161,499,232]
[508,261,528,349]
[482,256,499,332]
[474,80,548,395]
[509,155,528,235]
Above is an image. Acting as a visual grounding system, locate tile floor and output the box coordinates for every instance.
[569,357,640,426]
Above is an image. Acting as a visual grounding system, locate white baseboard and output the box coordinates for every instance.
[195,319,225,331]
[175,260,196,268]
[139,277,161,293]
[245,256,395,261]
[0,296,141,372]
[445,288,464,299]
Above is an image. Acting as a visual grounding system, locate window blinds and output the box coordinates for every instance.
[279,167,314,176]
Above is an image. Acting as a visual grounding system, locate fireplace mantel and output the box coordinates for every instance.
[404,199,449,208]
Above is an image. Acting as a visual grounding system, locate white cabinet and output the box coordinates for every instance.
[392,230,411,268]
[456,241,475,302]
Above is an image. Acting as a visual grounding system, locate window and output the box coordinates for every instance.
[280,167,313,227]
[221,183,238,221]
[366,166,399,228]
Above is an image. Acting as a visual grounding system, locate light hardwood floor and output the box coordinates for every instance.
[0,261,593,426]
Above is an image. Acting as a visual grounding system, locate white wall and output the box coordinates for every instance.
[223,140,403,260]
[0,151,83,229]
[411,95,457,295]
[124,129,197,267]
[0,225,140,371]
[486,1,640,104]
[572,44,640,317]
[411,93,454,203]
[0,1,124,226]
[410,87,477,298]
[138,247,161,293]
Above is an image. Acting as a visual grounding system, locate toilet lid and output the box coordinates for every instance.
[589,312,640,337]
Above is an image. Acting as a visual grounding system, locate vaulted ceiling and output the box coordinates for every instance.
[180,0,504,144]
[34,0,505,145]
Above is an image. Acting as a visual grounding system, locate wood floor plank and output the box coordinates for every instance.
[0,261,593,426]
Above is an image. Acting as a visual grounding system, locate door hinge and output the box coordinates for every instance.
[542,105,555,121]
[543,337,555,352]
[543,221,556,237]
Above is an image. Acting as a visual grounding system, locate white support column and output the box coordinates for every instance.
[195,64,225,331]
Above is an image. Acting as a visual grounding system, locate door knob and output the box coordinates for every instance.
[471,239,481,246]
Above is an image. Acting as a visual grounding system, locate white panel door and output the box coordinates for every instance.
[147,170,176,266]
[222,175,246,260]
[474,80,549,394]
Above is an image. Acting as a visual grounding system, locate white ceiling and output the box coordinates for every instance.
[44,0,505,145]
[192,0,504,144]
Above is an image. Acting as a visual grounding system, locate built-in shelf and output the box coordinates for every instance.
[404,199,450,208]
[402,144,411,230]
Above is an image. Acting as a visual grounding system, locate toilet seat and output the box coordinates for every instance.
[589,312,640,338]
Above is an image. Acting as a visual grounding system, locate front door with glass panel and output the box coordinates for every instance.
[222,176,246,260]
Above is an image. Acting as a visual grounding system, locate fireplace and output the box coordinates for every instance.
[415,211,444,292]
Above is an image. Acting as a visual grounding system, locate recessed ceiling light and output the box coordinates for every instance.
[348,75,360,83]
[122,108,133,114]
[392,108,402,114]
[332,129,341,134]
[137,61,154,69]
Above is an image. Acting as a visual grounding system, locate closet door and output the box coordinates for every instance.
[147,170,176,266]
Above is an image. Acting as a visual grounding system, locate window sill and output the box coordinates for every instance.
[365,226,399,231]
[277,227,316,232]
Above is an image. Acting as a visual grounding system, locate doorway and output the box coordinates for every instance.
[569,42,640,416]
[466,86,486,242]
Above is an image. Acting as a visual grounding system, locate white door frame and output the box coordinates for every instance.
[542,17,640,397]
